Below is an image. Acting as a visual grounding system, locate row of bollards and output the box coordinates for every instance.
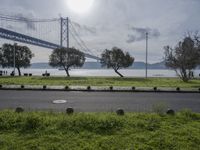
[14,107,176,116]
[0,84,199,92]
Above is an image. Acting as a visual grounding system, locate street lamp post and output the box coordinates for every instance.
[13,43,16,76]
[145,32,148,79]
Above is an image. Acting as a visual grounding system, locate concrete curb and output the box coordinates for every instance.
[0,85,200,93]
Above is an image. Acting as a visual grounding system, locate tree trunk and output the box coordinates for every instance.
[181,75,189,82]
[114,69,124,77]
[176,68,189,82]
[17,67,21,76]
[180,68,189,82]
[64,66,70,77]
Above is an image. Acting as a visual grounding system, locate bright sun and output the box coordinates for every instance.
[67,0,94,14]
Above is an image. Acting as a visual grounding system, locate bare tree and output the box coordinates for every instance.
[164,34,200,82]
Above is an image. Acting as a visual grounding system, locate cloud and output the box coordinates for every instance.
[14,13,36,30]
[71,21,97,36]
[1,0,200,63]
[0,13,36,32]
[127,27,161,43]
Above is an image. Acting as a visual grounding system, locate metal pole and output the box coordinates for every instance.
[13,43,16,76]
[67,17,69,48]
[145,32,148,79]
[60,17,63,47]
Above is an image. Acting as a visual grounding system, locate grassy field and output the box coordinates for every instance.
[0,76,200,88]
[0,110,199,150]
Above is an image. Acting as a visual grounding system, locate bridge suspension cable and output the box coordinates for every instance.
[0,13,59,22]
[0,13,60,45]
[69,20,97,56]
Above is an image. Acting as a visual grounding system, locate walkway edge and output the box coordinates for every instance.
[0,85,200,93]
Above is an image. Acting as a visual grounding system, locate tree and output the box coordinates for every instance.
[164,35,200,82]
[49,47,85,77]
[0,43,34,76]
[100,47,134,77]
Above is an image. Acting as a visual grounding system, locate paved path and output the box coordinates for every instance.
[0,90,199,112]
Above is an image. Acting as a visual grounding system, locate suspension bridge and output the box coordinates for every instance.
[0,14,100,60]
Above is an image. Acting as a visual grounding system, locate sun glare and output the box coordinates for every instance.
[67,0,94,14]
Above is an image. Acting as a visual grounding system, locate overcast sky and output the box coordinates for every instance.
[0,0,200,63]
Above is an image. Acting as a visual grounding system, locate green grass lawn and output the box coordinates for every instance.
[0,76,200,88]
[0,110,199,150]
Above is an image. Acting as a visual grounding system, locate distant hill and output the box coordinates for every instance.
[31,63,53,69]
[129,61,166,69]
[149,61,167,69]
[31,61,167,69]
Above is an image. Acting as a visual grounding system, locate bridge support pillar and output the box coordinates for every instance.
[60,17,69,48]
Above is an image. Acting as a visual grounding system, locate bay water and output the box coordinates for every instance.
[1,68,200,78]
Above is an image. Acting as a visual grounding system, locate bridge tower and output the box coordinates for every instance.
[60,17,69,48]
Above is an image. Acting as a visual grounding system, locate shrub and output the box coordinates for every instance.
[23,114,43,131]
[180,109,200,120]
[59,114,123,134]
[152,103,167,116]
[146,116,161,131]
[0,111,23,130]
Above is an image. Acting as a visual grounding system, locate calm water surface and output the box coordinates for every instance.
[1,69,200,78]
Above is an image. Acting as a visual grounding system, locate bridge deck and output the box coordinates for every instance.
[0,27,100,60]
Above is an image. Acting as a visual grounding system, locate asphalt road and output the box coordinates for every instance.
[0,90,199,112]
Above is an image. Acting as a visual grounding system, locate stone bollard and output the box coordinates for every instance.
[154,87,157,91]
[65,86,69,90]
[87,86,91,90]
[166,109,175,116]
[116,108,125,116]
[110,86,113,91]
[176,87,180,92]
[15,107,24,113]
[66,107,74,115]
[132,87,135,91]
[43,85,47,90]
